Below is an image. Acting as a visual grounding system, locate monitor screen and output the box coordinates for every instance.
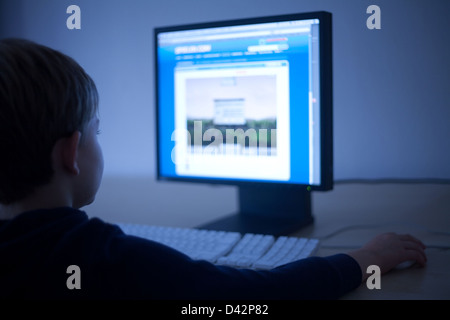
[155,11,332,191]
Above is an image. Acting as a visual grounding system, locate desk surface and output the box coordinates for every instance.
[291,183,450,300]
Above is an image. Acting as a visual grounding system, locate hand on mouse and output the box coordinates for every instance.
[347,232,427,282]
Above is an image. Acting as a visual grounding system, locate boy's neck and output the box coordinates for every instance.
[0,182,74,220]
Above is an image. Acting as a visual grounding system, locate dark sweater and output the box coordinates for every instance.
[0,207,362,299]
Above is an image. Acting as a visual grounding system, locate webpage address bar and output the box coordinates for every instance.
[162,27,310,44]
[163,30,272,44]
[273,27,310,34]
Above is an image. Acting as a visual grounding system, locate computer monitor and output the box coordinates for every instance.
[155,11,333,236]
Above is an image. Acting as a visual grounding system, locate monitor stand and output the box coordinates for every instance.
[198,185,313,236]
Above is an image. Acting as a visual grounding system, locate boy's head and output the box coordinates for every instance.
[0,38,103,208]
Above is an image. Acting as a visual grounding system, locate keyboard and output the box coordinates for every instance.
[117,223,320,270]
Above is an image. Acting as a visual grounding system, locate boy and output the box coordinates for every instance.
[0,38,427,299]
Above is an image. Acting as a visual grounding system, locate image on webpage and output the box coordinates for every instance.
[172,61,291,181]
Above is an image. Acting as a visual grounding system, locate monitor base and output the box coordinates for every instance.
[198,185,314,236]
[198,212,313,236]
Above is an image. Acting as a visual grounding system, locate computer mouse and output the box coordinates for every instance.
[394,260,416,270]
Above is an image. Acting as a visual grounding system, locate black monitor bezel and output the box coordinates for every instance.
[154,11,333,191]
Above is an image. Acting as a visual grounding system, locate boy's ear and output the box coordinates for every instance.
[61,131,82,175]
